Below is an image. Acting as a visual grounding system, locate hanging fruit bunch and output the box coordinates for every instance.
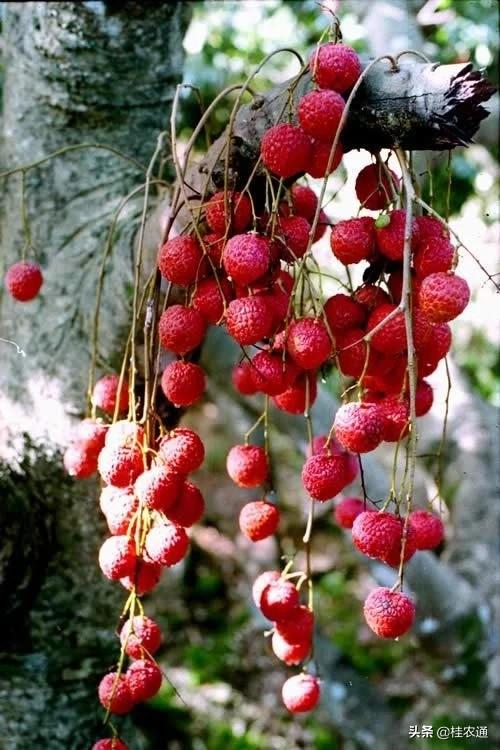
[64,33,472,736]
[5,11,493,746]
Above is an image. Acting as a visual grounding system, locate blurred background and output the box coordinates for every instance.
[0,2,498,749]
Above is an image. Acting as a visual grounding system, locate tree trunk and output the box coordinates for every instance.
[0,3,189,748]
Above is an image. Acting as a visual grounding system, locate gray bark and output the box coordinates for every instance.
[0,3,189,748]
[211,59,494,195]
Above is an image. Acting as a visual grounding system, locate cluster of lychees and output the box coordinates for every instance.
[157,38,468,714]
[63,369,205,745]
[4,29,473,732]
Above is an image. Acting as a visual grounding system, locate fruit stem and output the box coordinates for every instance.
[394,147,418,589]
[130,132,167,417]
[86,179,169,415]
[302,376,315,613]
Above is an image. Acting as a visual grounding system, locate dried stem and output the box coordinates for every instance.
[393,147,418,590]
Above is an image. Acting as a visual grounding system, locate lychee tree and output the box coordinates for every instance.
[0,3,497,749]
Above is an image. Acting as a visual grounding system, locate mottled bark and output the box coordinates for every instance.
[206,58,494,195]
[0,3,189,748]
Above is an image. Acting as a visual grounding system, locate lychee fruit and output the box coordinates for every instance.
[261,123,312,179]
[161,361,206,407]
[226,444,268,488]
[4,260,43,301]
[363,587,415,638]
[309,42,361,92]
[282,673,320,713]
[239,500,280,542]
[144,523,189,567]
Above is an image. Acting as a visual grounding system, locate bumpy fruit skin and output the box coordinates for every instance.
[260,123,312,179]
[275,604,314,644]
[100,485,131,516]
[354,284,391,312]
[309,42,361,92]
[413,237,454,278]
[158,305,207,355]
[225,296,274,345]
[419,322,452,363]
[105,420,145,449]
[120,560,161,595]
[226,444,268,488]
[134,466,182,512]
[386,270,422,306]
[352,511,417,567]
[260,579,299,620]
[417,272,470,323]
[363,587,415,638]
[415,380,434,417]
[377,395,410,442]
[232,361,258,395]
[192,276,233,325]
[75,419,107,454]
[330,217,376,265]
[298,89,345,141]
[92,740,129,750]
[98,444,143,487]
[335,328,375,379]
[145,523,189,567]
[157,235,204,286]
[290,185,318,220]
[252,570,280,608]
[63,443,98,478]
[104,487,139,535]
[205,190,252,234]
[307,139,343,179]
[367,303,407,355]
[239,500,280,542]
[308,435,359,484]
[223,233,270,284]
[409,509,444,550]
[99,536,137,580]
[120,615,162,660]
[203,232,226,265]
[375,209,420,261]
[166,480,205,527]
[158,429,204,475]
[334,497,366,529]
[324,293,365,332]
[282,674,320,714]
[277,216,311,261]
[250,350,296,396]
[301,454,351,501]
[334,403,384,453]
[5,260,43,301]
[126,659,162,702]
[414,215,449,244]
[355,164,398,210]
[272,632,311,665]
[92,374,129,415]
[98,673,134,715]
[161,361,206,407]
[273,372,317,414]
[286,317,332,370]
